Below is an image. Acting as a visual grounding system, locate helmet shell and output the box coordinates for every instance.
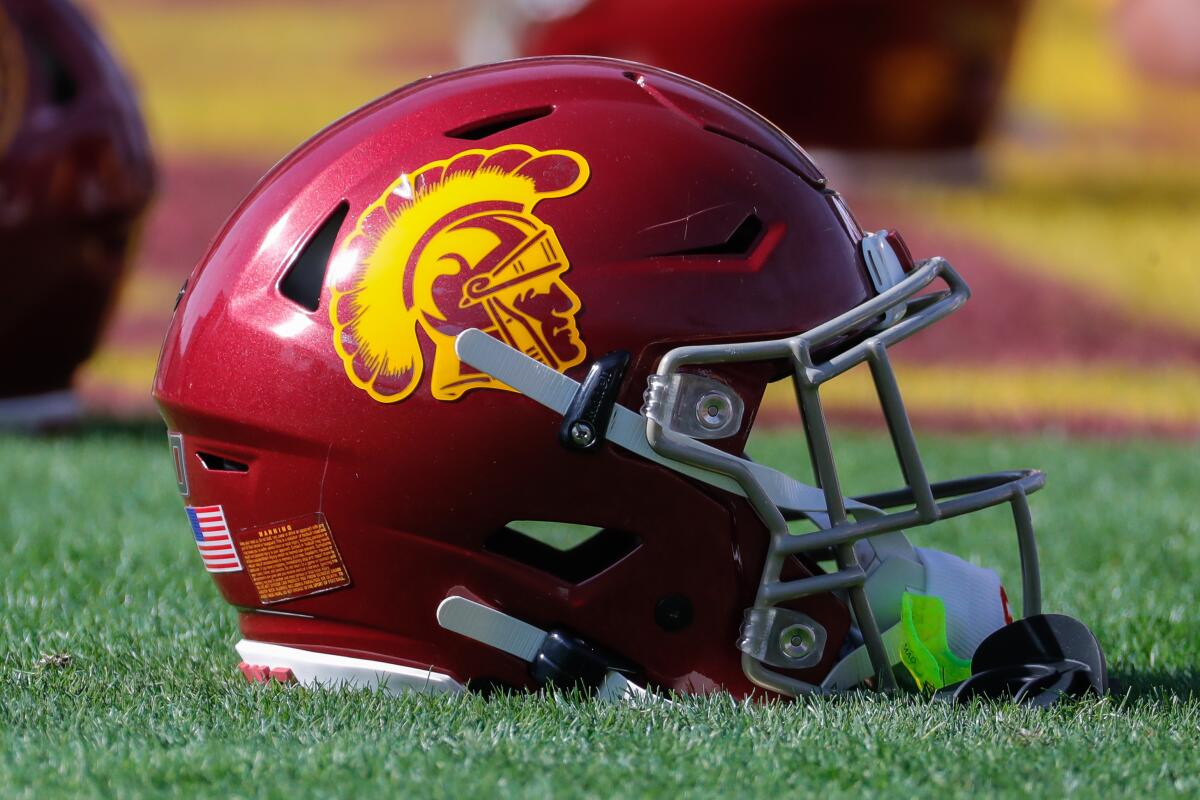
[154,57,873,695]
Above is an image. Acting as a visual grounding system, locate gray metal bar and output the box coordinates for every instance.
[1011,487,1042,617]
[762,565,866,604]
[793,346,896,691]
[777,470,1045,557]
[864,340,938,522]
[639,253,1044,698]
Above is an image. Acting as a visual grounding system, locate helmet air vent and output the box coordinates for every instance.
[196,451,249,473]
[278,202,349,312]
[654,214,764,257]
[28,35,79,106]
[485,521,640,584]
[445,107,554,140]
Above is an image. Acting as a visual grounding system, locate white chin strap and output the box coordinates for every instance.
[455,328,1010,693]
[457,328,868,528]
[822,546,1011,691]
[436,595,662,703]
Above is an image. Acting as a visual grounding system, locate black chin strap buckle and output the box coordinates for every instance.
[529,629,637,692]
[559,350,630,452]
[937,614,1108,707]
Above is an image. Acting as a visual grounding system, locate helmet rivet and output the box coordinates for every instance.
[569,421,596,447]
[779,623,816,660]
[696,390,732,430]
[654,594,694,632]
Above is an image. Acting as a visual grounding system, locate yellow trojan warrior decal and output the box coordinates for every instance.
[331,145,590,403]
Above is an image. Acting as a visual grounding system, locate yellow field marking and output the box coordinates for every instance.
[1003,0,1200,128]
[891,175,1200,336]
[93,3,456,158]
[78,345,161,394]
[83,339,1200,431]
[114,272,181,317]
[764,362,1200,428]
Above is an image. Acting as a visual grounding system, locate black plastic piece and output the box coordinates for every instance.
[446,107,554,140]
[559,350,630,453]
[483,526,639,584]
[529,629,637,691]
[655,215,764,257]
[279,202,349,312]
[196,451,249,473]
[654,594,694,632]
[936,614,1108,707]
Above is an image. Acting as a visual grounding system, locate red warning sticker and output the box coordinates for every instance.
[234,513,350,604]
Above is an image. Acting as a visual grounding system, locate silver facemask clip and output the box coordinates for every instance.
[643,373,745,440]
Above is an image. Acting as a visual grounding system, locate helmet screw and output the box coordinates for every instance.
[654,594,694,632]
[696,390,733,430]
[779,623,817,660]
[568,421,596,447]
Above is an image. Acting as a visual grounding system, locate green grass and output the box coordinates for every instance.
[1,422,1198,798]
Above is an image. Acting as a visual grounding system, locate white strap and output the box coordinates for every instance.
[455,328,861,523]
[917,547,1008,660]
[436,595,665,704]
[598,670,659,703]
[436,596,546,661]
[819,623,906,692]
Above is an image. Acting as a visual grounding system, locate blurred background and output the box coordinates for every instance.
[8,0,1200,436]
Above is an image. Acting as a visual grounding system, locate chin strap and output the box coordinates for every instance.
[436,595,664,703]
[824,547,1014,692]
[455,328,867,527]
[824,604,1109,707]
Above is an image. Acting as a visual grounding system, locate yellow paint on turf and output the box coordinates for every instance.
[894,176,1200,335]
[84,341,1200,431]
[92,2,457,159]
[887,0,1200,337]
[79,346,162,395]
[114,273,182,317]
[1004,0,1200,129]
[764,362,1200,429]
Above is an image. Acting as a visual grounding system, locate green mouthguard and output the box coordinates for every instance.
[898,592,973,690]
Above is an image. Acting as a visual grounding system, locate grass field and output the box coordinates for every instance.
[1,423,1198,798]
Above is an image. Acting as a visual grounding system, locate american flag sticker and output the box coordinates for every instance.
[185,505,243,573]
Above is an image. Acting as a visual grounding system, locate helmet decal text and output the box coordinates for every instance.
[331,144,590,403]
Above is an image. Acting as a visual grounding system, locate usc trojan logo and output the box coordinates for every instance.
[331,145,590,403]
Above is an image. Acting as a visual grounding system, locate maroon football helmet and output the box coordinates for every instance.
[472,0,1026,151]
[0,0,154,424]
[154,57,1074,700]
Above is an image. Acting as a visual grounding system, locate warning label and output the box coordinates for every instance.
[235,513,350,604]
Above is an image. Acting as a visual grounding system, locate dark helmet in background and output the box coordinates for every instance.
[0,0,155,426]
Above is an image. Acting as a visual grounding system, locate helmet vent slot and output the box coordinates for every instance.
[486,521,639,584]
[28,35,79,106]
[655,214,764,257]
[196,451,249,473]
[278,202,349,312]
[445,107,554,140]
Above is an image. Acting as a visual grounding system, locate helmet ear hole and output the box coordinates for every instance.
[278,202,349,312]
[485,522,640,584]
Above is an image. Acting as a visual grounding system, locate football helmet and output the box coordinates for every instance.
[0,0,155,425]
[154,57,1096,700]
[465,0,1027,151]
